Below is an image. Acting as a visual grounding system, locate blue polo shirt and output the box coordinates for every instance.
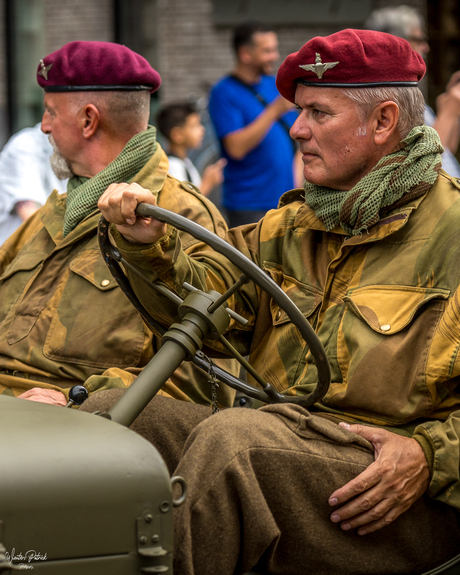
[209,75,298,211]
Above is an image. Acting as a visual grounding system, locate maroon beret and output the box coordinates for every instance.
[37,41,161,93]
[276,29,426,102]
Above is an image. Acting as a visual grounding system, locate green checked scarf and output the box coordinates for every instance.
[63,126,157,237]
[304,125,444,236]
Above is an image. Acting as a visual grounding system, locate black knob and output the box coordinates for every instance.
[68,385,89,406]
[238,397,248,407]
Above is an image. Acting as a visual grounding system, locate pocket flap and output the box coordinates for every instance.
[0,250,44,281]
[343,285,450,334]
[265,264,322,326]
[69,250,118,290]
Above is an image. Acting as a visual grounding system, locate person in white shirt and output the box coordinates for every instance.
[0,123,68,244]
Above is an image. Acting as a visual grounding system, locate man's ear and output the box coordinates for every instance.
[373,101,400,146]
[80,104,100,139]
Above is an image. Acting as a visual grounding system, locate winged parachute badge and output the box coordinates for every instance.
[299,53,339,79]
[38,59,53,80]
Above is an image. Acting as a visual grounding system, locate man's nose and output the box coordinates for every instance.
[290,116,311,141]
[41,113,51,134]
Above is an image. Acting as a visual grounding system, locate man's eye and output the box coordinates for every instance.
[312,109,326,118]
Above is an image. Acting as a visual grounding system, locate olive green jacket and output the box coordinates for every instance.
[112,170,460,510]
[0,143,236,407]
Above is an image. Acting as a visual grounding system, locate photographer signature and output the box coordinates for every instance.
[5,549,47,564]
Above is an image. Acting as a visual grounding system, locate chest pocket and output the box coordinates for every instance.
[336,285,450,419]
[0,247,47,329]
[43,250,145,369]
[269,272,322,326]
[252,264,322,390]
[342,285,450,335]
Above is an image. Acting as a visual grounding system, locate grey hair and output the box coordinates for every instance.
[364,5,425,39]
[68,90,151,135]
[341,86,426,139]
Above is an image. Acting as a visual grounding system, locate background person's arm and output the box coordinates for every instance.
[222,95,294,160]
[432,71,460,154]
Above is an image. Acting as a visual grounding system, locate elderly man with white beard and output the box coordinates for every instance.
[0,40,237,409]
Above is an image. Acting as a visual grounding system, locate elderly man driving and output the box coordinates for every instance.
[97,30,460,574]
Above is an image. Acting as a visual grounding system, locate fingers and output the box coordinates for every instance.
[273,95,295,116]
[98,182,157,225]
[18,388,67,406]
[446,70,460,91]
[338,421,380,442]
[331,494,407,536]
[329,460,381,511]
[328,426,430,535]
[329,466,396,533]
[98,182,167,245]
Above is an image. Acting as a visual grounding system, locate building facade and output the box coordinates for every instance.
[1,0,456,151]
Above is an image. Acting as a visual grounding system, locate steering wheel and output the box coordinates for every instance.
[98,203,331,409]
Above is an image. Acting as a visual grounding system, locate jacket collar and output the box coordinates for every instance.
[40,143,169,248]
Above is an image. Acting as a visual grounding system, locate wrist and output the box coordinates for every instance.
[413,433,434,477]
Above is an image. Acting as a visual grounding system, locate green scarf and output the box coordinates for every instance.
[304,125,443,236]
[63,125,157,237]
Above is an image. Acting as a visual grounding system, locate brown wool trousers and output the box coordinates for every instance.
[81,391,460,575]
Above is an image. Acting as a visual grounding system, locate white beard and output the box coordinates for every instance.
[49,135,74,180]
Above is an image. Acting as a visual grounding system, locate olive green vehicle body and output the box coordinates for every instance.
[0,395,174,573]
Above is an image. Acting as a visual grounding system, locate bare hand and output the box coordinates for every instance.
[98,182,167,244]
[445,70,460,92]
[328,424,430,535]
[15,200,41,222]
[200,158,227,196]
[436,84,460,117]
[18,388,67,406]
[271,95,296,117]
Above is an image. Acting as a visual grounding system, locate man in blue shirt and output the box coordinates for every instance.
[209,21,301,227]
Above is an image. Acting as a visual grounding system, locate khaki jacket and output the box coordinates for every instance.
[112,170,460,509]
[0,144,236,407]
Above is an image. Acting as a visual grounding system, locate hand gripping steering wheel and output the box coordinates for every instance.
[98,203,331,425]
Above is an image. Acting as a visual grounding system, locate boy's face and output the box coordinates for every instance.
[172,113,205,149]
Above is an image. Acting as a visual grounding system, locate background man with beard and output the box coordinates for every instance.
[0,40,237,409]
[209,21,301,226]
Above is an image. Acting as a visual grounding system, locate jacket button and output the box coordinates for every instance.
[101,279,110,287]
[380,324,391,332]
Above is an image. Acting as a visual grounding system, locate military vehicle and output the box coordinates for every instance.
[0,205,458,574]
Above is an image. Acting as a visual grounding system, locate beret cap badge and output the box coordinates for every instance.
[37,59,53,81]
[299,53,339,79]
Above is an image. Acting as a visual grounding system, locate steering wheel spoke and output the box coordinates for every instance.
[98,205,331,414]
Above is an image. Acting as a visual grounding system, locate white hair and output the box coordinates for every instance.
[364,5,425,40]
[341,86,426,139]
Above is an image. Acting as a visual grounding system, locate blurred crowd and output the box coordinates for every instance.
[1,5,460,244]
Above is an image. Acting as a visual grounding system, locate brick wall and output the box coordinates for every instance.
[0,0,429,147]
[43,0,114,53]
[156,0,427,104]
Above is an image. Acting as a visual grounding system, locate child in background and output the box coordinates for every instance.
[156,102,226,196]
